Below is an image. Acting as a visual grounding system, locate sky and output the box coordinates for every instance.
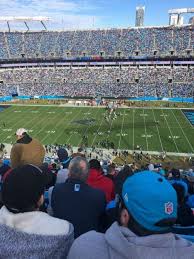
[0,0,193,30]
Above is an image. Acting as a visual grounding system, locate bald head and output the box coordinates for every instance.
[68,156,89,182]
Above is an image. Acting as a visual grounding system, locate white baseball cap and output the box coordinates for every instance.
[16,128,27,136]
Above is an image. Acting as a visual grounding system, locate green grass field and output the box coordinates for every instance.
[0,105,193,154]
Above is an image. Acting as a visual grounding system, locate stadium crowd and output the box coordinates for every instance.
[0,26,192,60]
[0,128,193,258]
[0,24,193,258]
[0,66,193,97]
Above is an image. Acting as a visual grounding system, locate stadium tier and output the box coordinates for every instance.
[1,3,194,257]
[0,66,193,97]
[0,25,193,60]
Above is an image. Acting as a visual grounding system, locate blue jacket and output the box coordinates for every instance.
[51,178,106,238]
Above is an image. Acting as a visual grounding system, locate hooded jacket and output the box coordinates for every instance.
[0,206,74,259]
[87,168,115,202]
[10,134,45,168]
[67,222,194,259]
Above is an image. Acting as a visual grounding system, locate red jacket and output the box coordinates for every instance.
[87,169,115,202]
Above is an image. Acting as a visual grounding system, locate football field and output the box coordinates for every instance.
[0,105,193,154]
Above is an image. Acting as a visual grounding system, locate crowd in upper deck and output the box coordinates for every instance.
[0,26,192,60]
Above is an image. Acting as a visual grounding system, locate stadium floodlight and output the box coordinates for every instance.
[0,16,51,31]
[168,8,194,25]
[135,6,145,27]
[168,8,194,14]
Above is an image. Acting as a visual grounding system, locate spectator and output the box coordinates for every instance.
[87,159,115,202]
[171,168,181,179]
[0,164,74,258]
[56,148,71,184]
[10,128,45,168]
[106,163,117,182]
[49,156,106,238]
[169,168,189,197]
[72,147,85,158]
[104,165,134,229]
[68,171,194,259]
[0,65,192,98]
[172,183,194,226]
[1,27,192,62]
[115,165,133,196]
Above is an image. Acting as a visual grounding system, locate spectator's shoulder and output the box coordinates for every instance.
[105,175,114,185]
[32,138,43,145]
[53,182,66,191]
[32,211,73,236]
[68,231,107,259]
[11,143,22,150]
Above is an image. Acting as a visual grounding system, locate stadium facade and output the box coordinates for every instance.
[0,25,193,98]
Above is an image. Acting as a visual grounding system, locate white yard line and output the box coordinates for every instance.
[91,111,107,147]
[118,110,125,149]
[0,106,44,141]
[161,109,179,153]
[180,109,194,129]
[171,110,194,153]
[47,108,84,144]
[40,107,72,143]
[66,107,94,145]
[152,109,164,152]
[143,109,149,151]
[28,107,59,140]
[15,106,48,130]
[76,108,102,147]
[0,107,28,132]
[105,111,117,143]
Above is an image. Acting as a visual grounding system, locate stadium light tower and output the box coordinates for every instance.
[168,8,194,25]
[135,6,145,27]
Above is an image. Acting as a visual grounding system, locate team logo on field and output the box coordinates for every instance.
[164,202,173,215]
[73,119,96,125]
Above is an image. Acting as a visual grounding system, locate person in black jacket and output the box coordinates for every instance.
[172,183,194,226]
[49,156,106,238]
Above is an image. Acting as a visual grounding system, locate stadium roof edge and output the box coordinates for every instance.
[0,16,51,22]
[0,24,192,33]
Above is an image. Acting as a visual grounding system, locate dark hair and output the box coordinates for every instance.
[171,168,180,179]
[107,164,116,175]
[78,147,83,152]
[116,195,153,236]
[2,165,45,214]
[115,166,133,196]
[89,159,101,170]
[116,195,174,236]
[172,183,185,205]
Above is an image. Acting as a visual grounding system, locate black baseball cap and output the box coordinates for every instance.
[57,148,68,162]
[2,164,46,213]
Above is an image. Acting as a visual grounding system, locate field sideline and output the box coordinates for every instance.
[0,105,193,154]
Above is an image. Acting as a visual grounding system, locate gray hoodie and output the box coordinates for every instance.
[68,222,194,259]
[0,206,74,259]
